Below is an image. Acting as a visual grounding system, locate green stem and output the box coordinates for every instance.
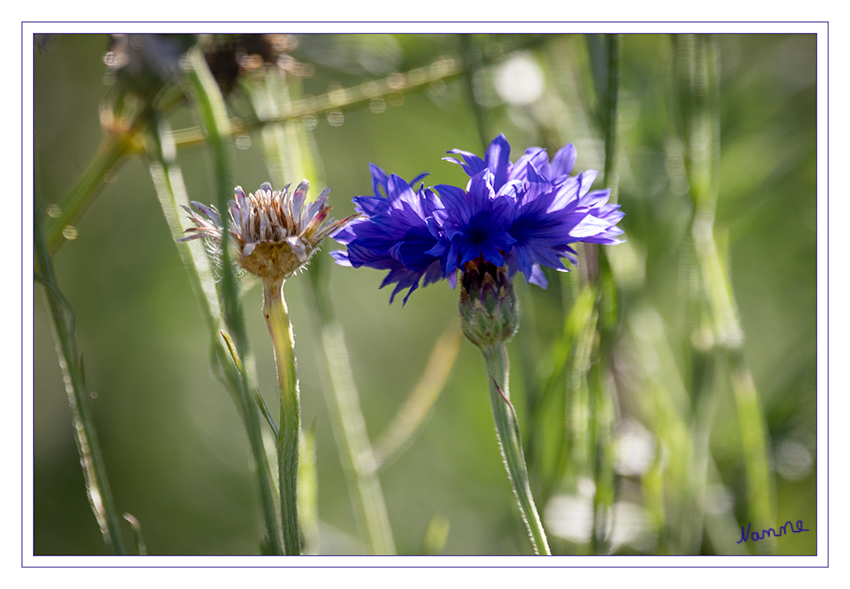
[304,270,396,554]
[459,34,490,151]
[601,34,621,200]
[34,196,127,555]
[45,133,130,254]
[184,49,285,555]
[676,34,775,554]
[250,69,396,555]
[479,343,550,555]
[588,33,622,554]
[371,322,461,470]
[263,279,302,555]
[318,318,397,554]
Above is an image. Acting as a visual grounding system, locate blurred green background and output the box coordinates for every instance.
[33,33,817,555]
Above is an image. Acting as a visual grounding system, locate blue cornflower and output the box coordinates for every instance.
[331,135,624,303]
[444,134,624,288]
[331,164,445,304]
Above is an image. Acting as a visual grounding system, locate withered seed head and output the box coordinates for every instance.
[180,180,356,282]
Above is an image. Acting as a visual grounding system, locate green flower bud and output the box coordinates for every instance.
[458,259,519,347]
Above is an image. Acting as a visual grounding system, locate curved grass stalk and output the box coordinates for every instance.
[45,133,130,254]
[371,322,462,470]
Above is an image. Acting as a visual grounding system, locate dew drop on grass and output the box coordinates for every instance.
[302,115,317,131]
[369,98,387,114]
[46,204,61,218]
[62,226,78,240]
[235,135,252,150]
[327,111,344,127]
[387,72,406,90]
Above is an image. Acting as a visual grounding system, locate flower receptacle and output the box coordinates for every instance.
[459,259,519,347]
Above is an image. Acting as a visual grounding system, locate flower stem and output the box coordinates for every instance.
[263,279,302,555]
[250,69,397,555]
[184,49,285,555]
[479,343,551,555]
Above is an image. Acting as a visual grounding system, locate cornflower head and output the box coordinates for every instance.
[332,134,625,343]
[180,180,354,285]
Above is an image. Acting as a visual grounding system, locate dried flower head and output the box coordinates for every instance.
[180,180,354,282]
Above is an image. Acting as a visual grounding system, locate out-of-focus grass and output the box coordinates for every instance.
[33,33,817,555]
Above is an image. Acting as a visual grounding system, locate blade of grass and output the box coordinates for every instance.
[371,321,462,470]
[306,280,397,555]
[674,34,776,554]
[181,50,288,554]
[34,190,127,555]
[122,513,147,556]
[584,33,623,554]
[248,69,396,555]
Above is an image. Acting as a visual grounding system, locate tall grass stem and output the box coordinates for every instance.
[184,49,286,555]
[250,70,397,555]
[34,194,127,555]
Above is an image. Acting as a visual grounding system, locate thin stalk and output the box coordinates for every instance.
[34,197,127,555]
[262,279,302,555]
[316,315,397,554]
[589,362,616,555]
[479,343,550,555]
[371,322,461,470]
[459,34,490,151]
[167,55,466,151]
[303,265,396,554]
[184,49,285,555]
[122,513,147,556]
[675,34,775,553]
[45,133,130,254]
[587,33,622,555]
[251,69,396,555]
[46,79,188,255]
[601,34,621,202]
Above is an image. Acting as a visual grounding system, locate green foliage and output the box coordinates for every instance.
[33,33,816,555]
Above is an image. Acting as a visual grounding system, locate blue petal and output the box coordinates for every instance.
[444,149,485,177]
[569,214,612,239]
[369,163,390,198]
[484,134,512,191]
[551,143,577,177]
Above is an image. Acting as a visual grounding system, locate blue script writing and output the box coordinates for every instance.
[737,520,810,543]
